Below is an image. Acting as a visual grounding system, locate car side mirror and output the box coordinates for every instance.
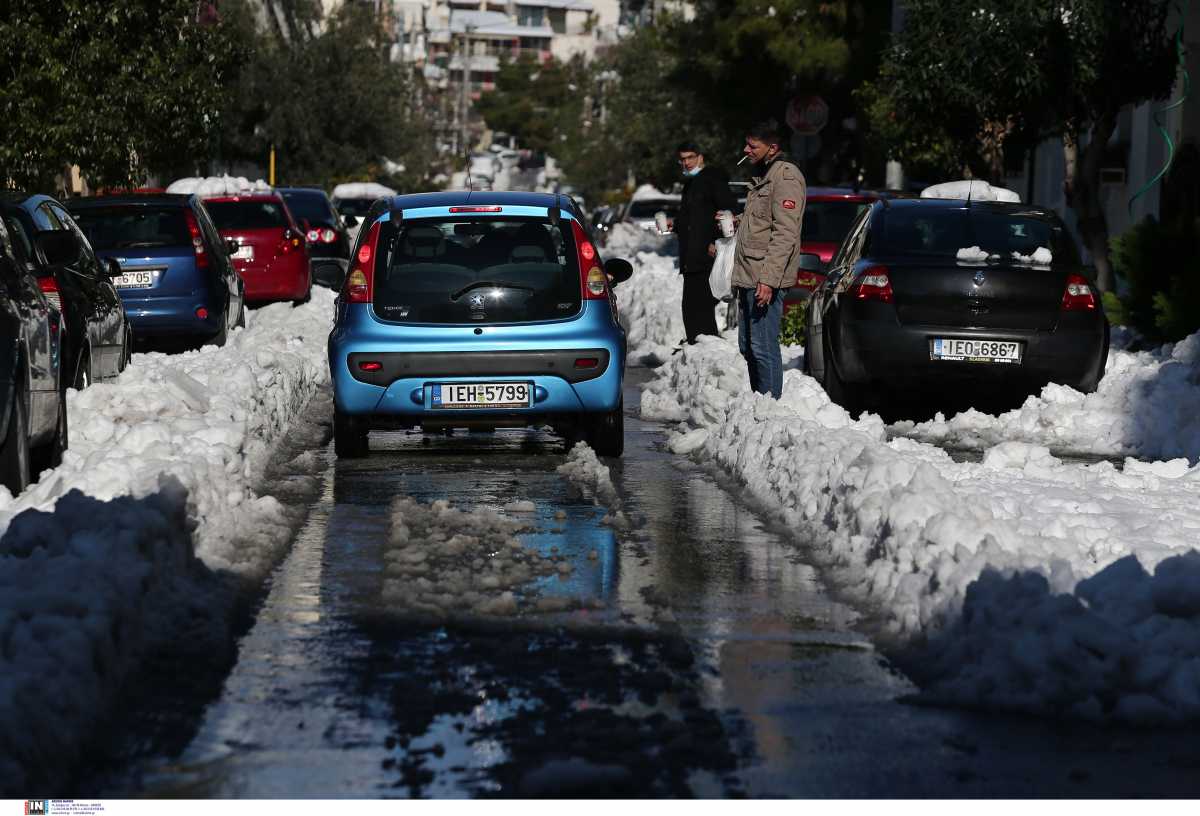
[33,230,81,267]
[104,257,123,278]
[343,215,358,228]
[796,253,822,273]
[604,257,633,284]
[225,238,240,256]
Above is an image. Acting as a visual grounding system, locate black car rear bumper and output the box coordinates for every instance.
[835,308,1107,389]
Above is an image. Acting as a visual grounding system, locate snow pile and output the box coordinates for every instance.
[1012,247,1053,265]
[0,289,338,576]
[912,552,1200,723]
[922,180,1020,203]
[382,498,573,618]
[612,243,684,365]
[166,175,271,198]
[557,443,622,517]
[640,328,1200,723]
[956,246,991,262]
[331,182,397,201]
[896,331,1200,463]
[0,482,222,794]
[0,291,337,790]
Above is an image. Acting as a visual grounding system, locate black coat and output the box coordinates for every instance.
[675,165,735,276]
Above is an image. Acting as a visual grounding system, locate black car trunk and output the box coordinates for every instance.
[885,258,1066,331]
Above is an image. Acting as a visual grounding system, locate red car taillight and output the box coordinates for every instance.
[850,265,893,303]
[346,221,382,304]
[306,228,320,243]
[321,228,337,243]
[183,209,208,270]
[1061,273,1097,311]
[38,275,63,315]
[571,219,607,300]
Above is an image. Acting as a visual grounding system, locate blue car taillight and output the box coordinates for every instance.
[346,220,382,303]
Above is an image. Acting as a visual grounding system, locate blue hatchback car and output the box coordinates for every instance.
[67,194,245,345]
[328,192,634,457]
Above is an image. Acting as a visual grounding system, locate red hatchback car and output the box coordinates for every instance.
[204,193,312,303]
[787,188,885,304]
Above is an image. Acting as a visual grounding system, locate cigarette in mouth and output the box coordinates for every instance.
[737,155,750,165]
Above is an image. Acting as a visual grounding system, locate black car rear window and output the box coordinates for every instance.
[70,206,190,251]
[373,217,581,325]
[876,207,1081,264]
[204,200,287,230]
[804,200,869,243]
[335,198,376,218]
[281,192,335,226]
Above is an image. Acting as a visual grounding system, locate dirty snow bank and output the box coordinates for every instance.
[895,332,1200,464]
[0,289,337,792]
[642,335,1200,723]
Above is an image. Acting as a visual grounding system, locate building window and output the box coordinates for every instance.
[517,6,544,27]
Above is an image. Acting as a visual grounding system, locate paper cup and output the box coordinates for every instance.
[654,211,669,233]
[718,210,735,238]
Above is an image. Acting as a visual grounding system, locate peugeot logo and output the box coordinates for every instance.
[469,294,485,309]
[973,270,986,288]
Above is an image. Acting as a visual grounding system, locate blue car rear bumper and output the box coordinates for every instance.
[329,301,625,424]
[120,291,223,336]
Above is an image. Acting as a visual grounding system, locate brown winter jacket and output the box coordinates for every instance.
[731,153,807,290]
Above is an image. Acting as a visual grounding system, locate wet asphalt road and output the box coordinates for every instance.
[90,367,1200,798]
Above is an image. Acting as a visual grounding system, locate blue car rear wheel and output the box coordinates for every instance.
[334,408,368,458]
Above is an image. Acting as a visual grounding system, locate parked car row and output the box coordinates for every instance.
[0,181,366,495]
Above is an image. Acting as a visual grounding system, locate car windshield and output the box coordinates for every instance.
[204,200,287,230]
[335,198,376,218]
[876,207,1081,264]
[628,200,679,219]
[70,206,190,250]
[281,192,335,226]
[803,200,869,244]
[373,216,582,325]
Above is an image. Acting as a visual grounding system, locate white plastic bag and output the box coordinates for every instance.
[709,236,736,299]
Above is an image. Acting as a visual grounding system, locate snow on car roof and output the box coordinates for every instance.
[331,182,398,201]
[166,175,271,199]
[921,179,1021,203]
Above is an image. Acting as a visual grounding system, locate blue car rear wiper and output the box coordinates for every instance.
[449,280,535,300]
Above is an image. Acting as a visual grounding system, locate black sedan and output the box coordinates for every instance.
[804,198,1109,415]
[1,193,131,389]
[278,187,350,288]
[0,214,68,494]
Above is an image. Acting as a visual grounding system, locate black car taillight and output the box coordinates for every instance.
[849,265,893,303]
[1061,273,1097,311]
[38,275,63,315]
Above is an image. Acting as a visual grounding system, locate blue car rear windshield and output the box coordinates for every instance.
[876,207,1081,264]
[70,206,189,251]
[372,217,581,324]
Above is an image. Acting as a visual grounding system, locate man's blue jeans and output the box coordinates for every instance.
[736,286,788,399]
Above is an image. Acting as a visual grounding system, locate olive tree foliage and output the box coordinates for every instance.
[0,1,239,192]
[478,2,885,201]
[861,0,1178,291]
[218,0,436,190]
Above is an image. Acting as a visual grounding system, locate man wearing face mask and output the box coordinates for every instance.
[731,118,806,399]
[673,140,735,344]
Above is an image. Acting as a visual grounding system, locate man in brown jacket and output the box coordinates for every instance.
[731,118,806,398]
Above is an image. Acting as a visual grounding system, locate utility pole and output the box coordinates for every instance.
[458,24,474,155]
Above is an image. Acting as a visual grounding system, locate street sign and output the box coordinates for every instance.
[786,95,829,136]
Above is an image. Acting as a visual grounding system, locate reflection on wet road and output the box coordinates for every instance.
[101,369,1200,798]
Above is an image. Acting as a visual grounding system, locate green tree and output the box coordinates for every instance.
[218,1,436,190]
[862,0,1178,292]
[0,0,239,191]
